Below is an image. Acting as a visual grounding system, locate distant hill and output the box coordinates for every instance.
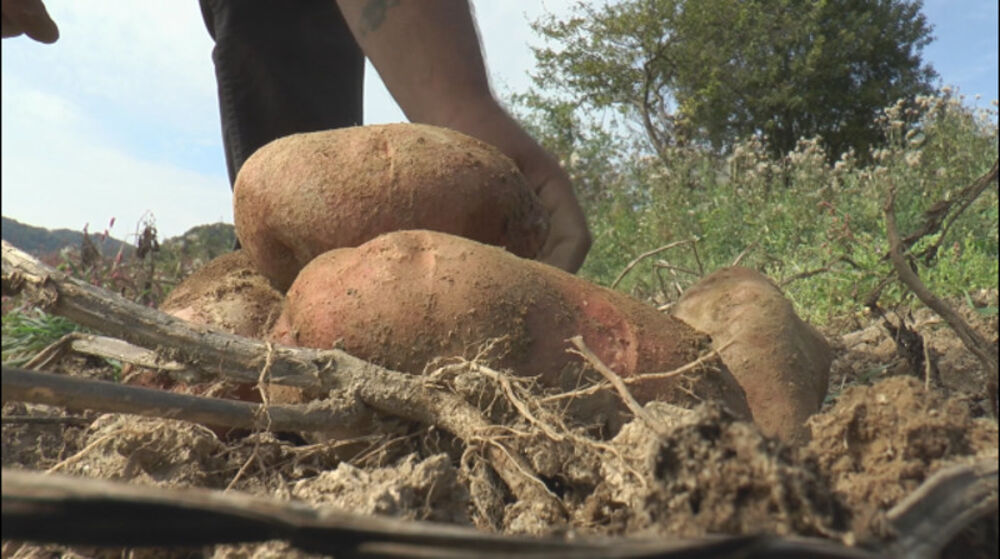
[1,216,134,257]
[1,216,237,262]
[159,222,237,263]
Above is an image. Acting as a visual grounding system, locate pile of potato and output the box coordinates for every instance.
[161,123,831,439]
[233,124,548,292]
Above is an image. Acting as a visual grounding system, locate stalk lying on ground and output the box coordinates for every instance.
[1,240,563,517]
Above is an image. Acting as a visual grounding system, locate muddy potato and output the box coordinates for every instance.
[270,230,752,420]
[672,267,832,443]
[155,251,306,405]
[159,250,283,339]
[234,123,549,291]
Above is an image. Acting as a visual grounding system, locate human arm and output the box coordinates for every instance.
[1,0,58,42]
[335,0,591,272]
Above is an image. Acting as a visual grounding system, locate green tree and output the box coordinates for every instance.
[530,0,937,162]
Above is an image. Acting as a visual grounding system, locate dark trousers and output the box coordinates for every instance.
[199,0,365,186]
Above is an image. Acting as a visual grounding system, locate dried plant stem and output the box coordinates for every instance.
[2,365,374,438]
[731,242,757,267]
[460,362,566,442]
[611,239,692,289]
[1,241,561,513]
[884,188,998,404]
[542,341,728,404]
[568,336,667,437]
[629,339,735,383]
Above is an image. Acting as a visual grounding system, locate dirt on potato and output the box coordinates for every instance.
[158,250,282,340]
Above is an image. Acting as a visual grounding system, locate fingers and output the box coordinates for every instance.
[1,0,59,43]
[535,176,591,273]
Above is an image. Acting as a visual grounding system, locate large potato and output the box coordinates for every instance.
[234,123,549,291]
[672,267,832,443]
[270,230,752,421]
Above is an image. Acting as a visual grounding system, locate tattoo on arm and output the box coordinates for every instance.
[359,0,400,35]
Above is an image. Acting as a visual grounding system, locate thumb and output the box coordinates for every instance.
[1,0,59,43]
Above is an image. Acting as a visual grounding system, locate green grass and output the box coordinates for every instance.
[1,307,80,366]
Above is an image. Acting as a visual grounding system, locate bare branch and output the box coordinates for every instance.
[611,239,693,289]
[883,188,998,410]
[568,336,667,437]
[904,159,998,259]
[731,242,757,267]
[2,365,374,437]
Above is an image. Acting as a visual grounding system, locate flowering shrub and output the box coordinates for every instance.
[576,89,998,324]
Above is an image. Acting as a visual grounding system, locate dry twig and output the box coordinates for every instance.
[2,365,374,437]
[884,187,998,410]
[542,341,728,404]
[568,336,668,437]
[904,159,999,262]
[731,242,757,267]
[611,239,693,289]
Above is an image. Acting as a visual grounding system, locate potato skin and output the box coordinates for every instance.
[672,267,832,443]
[159,250,282,339]
[234,123,549,291]
[270,230,752,420]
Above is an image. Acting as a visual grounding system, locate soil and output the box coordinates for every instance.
[3,278,997,558]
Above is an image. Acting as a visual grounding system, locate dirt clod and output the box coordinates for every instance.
[808,375,999,539]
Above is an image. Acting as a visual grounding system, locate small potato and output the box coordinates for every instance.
[234,123,549,291]
[155,250,306,406]
[672,267,833,443]
[159,250,283,339]
[270,230,752,421]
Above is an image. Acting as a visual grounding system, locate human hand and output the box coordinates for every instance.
[1,0,58,43]
[441,101,591,272]
[336,0,591,271]
[518,148,592,273]
[438,101,591,272]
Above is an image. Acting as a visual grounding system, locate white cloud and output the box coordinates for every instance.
[2,78,231,239]
[2,134,232,240]
[17,0,220,139]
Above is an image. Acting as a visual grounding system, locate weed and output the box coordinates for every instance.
[1,307,79,366]
[559,88,998,324]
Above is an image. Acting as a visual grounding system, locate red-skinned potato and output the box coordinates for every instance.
[270,230,752,421]
[234,124,549,291]
[672,267,832,443]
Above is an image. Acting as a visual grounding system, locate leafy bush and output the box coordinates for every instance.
[556,90,998,324]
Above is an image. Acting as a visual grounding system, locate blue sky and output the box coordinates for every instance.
[2,0,997,241]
